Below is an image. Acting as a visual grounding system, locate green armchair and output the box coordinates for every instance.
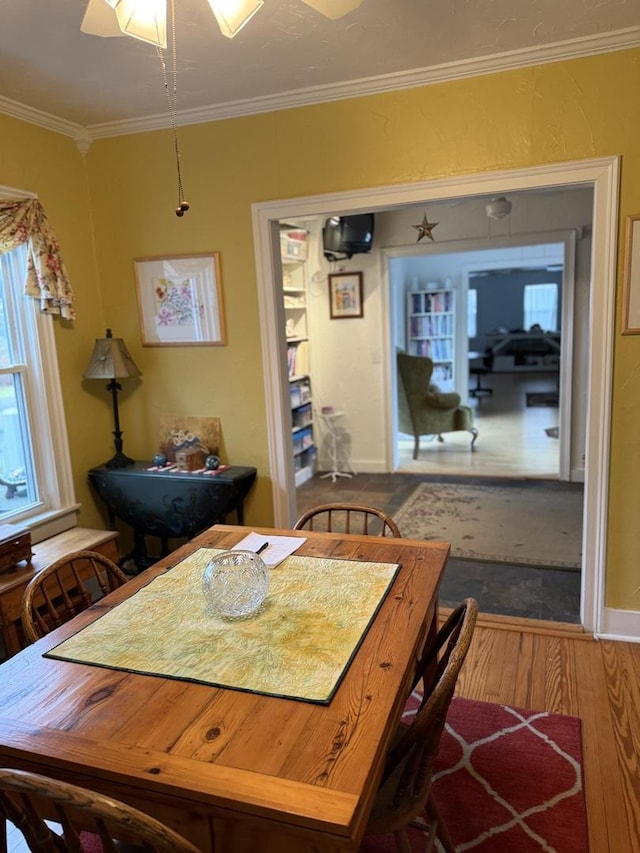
[397,352,478,459]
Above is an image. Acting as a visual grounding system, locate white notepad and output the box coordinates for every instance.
[232,531,306,568]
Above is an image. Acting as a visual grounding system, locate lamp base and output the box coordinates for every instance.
[106,451,136,469]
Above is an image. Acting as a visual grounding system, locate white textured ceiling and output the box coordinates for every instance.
[1,0,640,135]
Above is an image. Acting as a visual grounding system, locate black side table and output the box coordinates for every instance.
[88,462,257,572]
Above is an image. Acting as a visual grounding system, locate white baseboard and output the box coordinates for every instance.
[347,460,388,474]
[596,607,640,643]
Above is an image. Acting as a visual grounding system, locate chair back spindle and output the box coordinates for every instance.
[365,598,478,852]
[0,767,200,852]
[294,502,401,538]
[21,549,128,644]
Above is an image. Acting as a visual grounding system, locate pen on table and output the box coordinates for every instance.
[256,541,269,555]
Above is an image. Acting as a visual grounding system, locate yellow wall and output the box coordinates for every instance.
[0,114,109,530]
[2,48,640,608]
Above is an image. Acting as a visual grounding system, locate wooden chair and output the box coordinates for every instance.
[363,598,478,853]
[0,766,201,852]
[21,549,128,644]
[294,502,402,538]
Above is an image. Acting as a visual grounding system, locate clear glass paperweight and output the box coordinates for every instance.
[202,550,269,618]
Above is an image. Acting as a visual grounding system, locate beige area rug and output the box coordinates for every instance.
[393,482,583,569]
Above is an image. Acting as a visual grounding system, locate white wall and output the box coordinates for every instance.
[304,186,594,473]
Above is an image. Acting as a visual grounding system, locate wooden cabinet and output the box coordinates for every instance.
[281,226,316,486]
[407,288,455,388]
[89,463,257,571]
[0,527,120,659]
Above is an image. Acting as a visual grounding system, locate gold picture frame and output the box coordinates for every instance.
[622,215,640,334]
[134,253,227,346]
[328,272,364,319]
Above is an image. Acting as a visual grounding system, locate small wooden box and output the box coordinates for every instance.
[0,524,33,573]
[174,448,206,472]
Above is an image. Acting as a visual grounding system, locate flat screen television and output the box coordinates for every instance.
[323,214,375,261]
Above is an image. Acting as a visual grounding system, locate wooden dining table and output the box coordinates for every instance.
[0,524,449,852]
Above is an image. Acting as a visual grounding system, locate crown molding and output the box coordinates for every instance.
[2,26,640,143]
[0,95,85,140]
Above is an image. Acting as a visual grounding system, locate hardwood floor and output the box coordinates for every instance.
[396,371,562,478]
[454,614,640,853]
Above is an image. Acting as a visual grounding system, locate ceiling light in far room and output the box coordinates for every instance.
[485,195,512,239]
[485,196,513,220]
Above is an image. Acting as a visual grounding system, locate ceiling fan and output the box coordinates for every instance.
[81,0,366,46]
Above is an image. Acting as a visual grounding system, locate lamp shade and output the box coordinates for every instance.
[206,0,263,38]
[84,329,142,381]
[111,0,167,48]
[301,0,364,19]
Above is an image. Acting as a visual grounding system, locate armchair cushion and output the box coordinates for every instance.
[426,390,461,410]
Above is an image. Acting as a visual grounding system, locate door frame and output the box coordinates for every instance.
[252,155,619,635]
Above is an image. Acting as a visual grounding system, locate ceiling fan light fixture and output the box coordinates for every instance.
[301,0,364,19]
[485,196,512,220]
[206,0,264,38]
[110,0,167,48]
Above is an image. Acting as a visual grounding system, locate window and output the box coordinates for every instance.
[467,287,477,338]
[524,283,558,331]
[0,244,76,539]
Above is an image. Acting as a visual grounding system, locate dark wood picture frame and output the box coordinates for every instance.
[328,272,364,319]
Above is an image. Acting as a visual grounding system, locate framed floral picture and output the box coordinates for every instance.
[134,253,226,346]
[328,272,364,319]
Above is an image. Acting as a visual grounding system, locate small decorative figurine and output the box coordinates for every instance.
[205,454,221,470]
[153,452,168,468]
[412,212,438,242]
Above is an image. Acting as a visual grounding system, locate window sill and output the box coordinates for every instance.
[26,504,81,545]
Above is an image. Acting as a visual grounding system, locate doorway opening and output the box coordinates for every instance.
[252,155,619,634]
[385,233,578,482]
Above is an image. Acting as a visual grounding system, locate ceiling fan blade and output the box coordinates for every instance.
[80,0,124,37]
[301,0,364,20]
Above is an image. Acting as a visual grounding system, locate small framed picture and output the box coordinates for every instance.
[134,253,227,346]
[328,272,364,319]
[622,215,640,334]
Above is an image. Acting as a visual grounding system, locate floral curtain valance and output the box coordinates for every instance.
[0,198,75,319]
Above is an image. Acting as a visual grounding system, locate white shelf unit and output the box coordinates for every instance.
[407,288,455,388]
[281,226,316,486]
[290,377,316,486]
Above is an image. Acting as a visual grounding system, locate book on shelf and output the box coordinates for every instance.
[288,340,310,378]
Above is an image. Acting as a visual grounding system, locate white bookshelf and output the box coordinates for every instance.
[281,226,316,486]
[407,288,455,388]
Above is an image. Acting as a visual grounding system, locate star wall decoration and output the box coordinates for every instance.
[412,213,438,242]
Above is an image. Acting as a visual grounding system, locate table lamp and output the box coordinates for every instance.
[84,328,142,468]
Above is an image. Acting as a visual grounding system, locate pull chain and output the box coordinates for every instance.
[156,0,189,217]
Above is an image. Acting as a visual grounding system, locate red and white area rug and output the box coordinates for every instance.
[363,695,589,852]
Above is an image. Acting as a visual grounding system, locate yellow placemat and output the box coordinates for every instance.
[46,547,400,703]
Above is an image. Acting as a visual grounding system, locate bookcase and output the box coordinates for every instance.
[407,287,455,388]
[281,226,316,486]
